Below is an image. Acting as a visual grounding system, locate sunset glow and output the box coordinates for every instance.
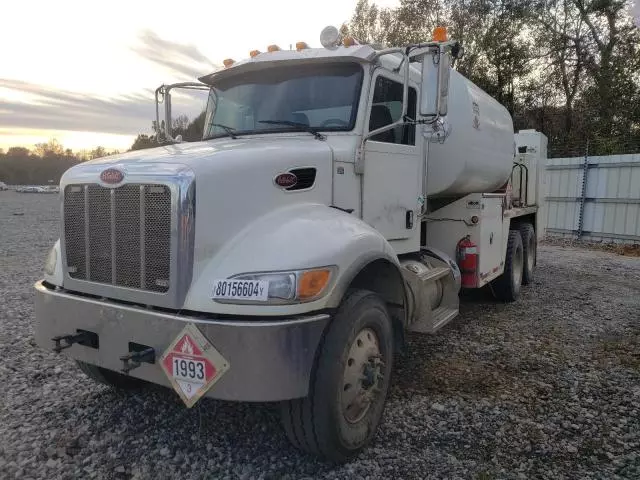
[1,0,399,152]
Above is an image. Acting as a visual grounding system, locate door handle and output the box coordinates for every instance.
[406,210,414,229]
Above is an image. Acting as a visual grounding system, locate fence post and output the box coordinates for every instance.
[576,140,589,239]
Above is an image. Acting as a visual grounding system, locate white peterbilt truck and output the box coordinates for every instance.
[35,26,547,462]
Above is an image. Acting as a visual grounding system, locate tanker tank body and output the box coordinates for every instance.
[426,69,515,200]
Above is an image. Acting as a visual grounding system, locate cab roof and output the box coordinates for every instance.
[198,45,423,85]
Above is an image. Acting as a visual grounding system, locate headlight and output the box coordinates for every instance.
[235,272,297,300]
[44,246,57,276]
[218,266,337,304]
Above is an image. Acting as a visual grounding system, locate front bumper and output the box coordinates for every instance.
[34,281,330,402]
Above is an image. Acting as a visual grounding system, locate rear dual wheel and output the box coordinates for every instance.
[281,289,393,462]
[492,222,536,301]
[492,230,524,302]
[519,223,536,285]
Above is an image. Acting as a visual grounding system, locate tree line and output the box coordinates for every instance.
[0,140,121,185]
[0,114,205,185]
[346,0,640,156]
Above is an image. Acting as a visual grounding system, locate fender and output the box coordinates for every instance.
[183,203,406,317]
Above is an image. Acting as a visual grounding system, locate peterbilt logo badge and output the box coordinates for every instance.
[274,172,298,189]
[100,168,124,184]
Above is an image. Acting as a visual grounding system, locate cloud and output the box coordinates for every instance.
[0,79,207,138]
[0,31,212,140]
[0,78,158,135]
[132,30,218,80]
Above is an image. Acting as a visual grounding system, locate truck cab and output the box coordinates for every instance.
[35,26,546,462]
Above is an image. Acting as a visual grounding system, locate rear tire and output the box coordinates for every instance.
[76,361,147,390]
[492,230,524,302]
[519,223,536,285]
[280,289,394,462]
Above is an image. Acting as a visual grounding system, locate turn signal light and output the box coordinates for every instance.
[223,58,235,68]
[267,44,281,52]
[433,26,447,42]
[298,269,332,300]
[296,41,309,51]
[250,50,261,58]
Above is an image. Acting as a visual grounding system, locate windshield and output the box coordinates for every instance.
[203,63,363,140]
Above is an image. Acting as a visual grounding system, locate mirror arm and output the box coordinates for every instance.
[154,85,166,143]
[153,82,210,144]
[401,47,410,121]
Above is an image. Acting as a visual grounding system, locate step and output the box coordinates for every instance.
[408,306,459,334]
[431,306,459,332]
[420,266,451,283]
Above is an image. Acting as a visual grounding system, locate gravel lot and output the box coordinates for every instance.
[1,190,639,479]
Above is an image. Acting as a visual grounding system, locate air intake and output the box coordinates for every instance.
[286,168,316,191]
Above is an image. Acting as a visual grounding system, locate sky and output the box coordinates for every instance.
[1,0,637,153]
[0,0,399,152]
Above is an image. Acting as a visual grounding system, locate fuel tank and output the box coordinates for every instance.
[426,70,515,198]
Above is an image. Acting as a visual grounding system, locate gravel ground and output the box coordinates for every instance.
[1,190,639,480]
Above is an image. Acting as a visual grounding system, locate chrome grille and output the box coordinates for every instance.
[64,184,171,293]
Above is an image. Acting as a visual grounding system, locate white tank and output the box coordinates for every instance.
[426,70,515,198]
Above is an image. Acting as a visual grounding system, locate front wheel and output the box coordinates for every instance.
[280,289,394,462]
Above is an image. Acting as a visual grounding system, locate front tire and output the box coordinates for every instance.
[280,289,394,462]
[76,361,147,390]
[492,230,524,302]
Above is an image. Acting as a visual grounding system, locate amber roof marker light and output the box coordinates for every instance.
[433,26,448,42]
[343,36,359,47]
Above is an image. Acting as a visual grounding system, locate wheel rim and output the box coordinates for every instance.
[512,244,523,287]
[341,327,383,424]
[527,235,536,273]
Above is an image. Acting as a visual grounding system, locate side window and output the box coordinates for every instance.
[368,76,416,145]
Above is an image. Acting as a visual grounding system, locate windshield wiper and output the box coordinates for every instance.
[208,123,237,139]
[258,120,325,140]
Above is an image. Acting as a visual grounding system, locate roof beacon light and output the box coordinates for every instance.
[320,25,340,50]
[250,50,261,58]
[267,44,281,52]
[433,26,448,42]
[223,58,235,68]
[296,41,309,51]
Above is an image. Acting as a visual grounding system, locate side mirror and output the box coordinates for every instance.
[419,46,451,117]
[154,82,211,143]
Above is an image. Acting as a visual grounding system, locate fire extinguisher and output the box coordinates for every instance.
[456,235,478,288]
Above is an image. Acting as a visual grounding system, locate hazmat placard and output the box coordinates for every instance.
[159,323,230,408]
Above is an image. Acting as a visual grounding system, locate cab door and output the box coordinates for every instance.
[361,72,422,243]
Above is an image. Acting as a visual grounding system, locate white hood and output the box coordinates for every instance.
[62,136,335,290]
